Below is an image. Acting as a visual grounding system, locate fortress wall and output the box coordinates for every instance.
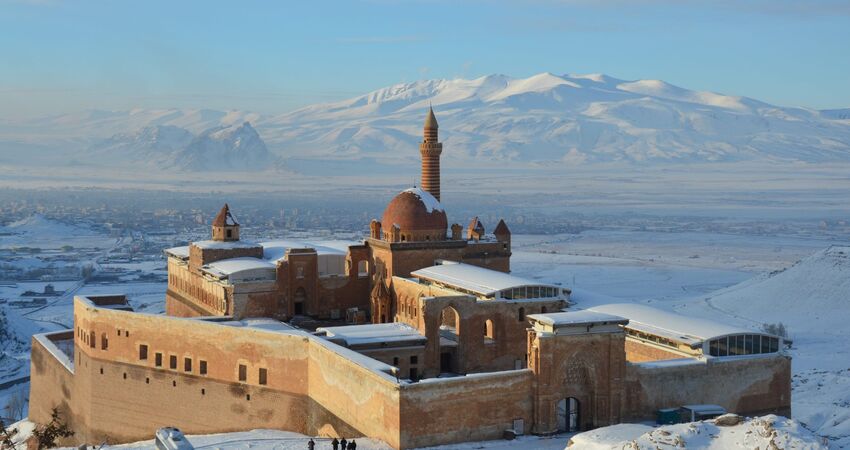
[397,369,534,449]
[31,296,403,447]
[28,332,81,436]
[623,353,792,421]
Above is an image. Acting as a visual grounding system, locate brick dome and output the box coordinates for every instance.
[382,188,447,240]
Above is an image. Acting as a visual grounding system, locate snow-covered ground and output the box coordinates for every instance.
[568,415,827,449]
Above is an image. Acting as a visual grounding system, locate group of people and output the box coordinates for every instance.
[306,437,357,450]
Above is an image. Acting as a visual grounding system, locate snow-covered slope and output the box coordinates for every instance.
[2,73,850,166]
[567,415,825,449]
[675,246,850,448]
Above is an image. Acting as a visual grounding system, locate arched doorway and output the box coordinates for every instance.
[439,306,460,373]
[293,287,306,315]
[556,397,581,432]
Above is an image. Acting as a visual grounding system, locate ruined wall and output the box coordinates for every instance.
[624,339,690,363]
[623,354,792,421]
[30,297,403,448]
[398,370,534,449]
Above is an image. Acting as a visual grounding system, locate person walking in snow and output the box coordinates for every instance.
[307,438,315,450]
[340,438,347,450]
[331,437,339,450]
[349,440,357,450]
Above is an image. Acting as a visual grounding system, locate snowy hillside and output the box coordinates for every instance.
[2,73,850,167]
[568,415,826,449]
[674,246,850,448]
[87,122,278,171]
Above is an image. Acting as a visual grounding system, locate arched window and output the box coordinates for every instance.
[357,260,369,278]
[484,319,495,341]
[440,306,460,336]
[294,287,307,315]
[518,307,526,322]
[101,333,108,350]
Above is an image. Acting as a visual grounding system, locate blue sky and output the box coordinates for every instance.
[1,0,849,117]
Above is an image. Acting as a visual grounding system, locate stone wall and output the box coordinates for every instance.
[398,370,534,448]
[624,339,689,362]
[623,354,792,421]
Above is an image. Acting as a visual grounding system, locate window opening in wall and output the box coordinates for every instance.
[184,357,192,372]
[200,360,207,375]
[410,355,418,365]
[226,229,232,238]
[238,364,247,382]
[393,357,399,366]
[100,367,103,375]
[358,260,369,278]
[259,368,267,385]
[201,388,205,395]
[409,368,418,381]
[518,307,526,322]
[172,380,176,387]
[146,377,149,384]
[155,353,163,367]
[126,331,130,337]
[170,355,177,370]
[139,344,148,360]
[101,333,108,350]
[123,373,127,380]
[246,394,251,401]
[89,331,95,348]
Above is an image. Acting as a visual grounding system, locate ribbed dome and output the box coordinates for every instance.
[382,187,447,233]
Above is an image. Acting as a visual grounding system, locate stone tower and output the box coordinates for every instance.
[211,203,240,241]
[420,106,443,201]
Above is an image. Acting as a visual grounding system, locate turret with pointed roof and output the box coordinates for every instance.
[211,203,240,241]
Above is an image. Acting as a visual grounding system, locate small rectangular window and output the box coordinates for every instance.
[170,355,177,369]
[410,355,418,365]
[184,357,192,372]
[392,357,399,366]
[200,360,207,375]
[155,353,163,367]
[409,367,418,381]
[139,344,148,360]
[238,364,247,382]
[259,368,267,385]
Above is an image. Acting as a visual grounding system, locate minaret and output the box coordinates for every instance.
[420,106,443,201]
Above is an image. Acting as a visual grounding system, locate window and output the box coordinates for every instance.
[518,307,526,322]
[392,357,399,366]
[184,357,192,372]
[296,266,304,279]
[89,331,95,348]
[226,229,232,238]
[170,355,177,370]
[259,368,267,385]
[199,360,207,375]
[409,368,418,381]
[410,355,418,365]
[101,333,108,350]
[238,364,247,382]
[139,344,148,360]
[357,260,369,278]
[155,353,163,367]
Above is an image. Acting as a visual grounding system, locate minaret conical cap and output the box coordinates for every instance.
[424,106,438,129]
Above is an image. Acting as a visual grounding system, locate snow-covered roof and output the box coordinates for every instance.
[588,303,764,347]
[410,262,561,297]
[260,240,350,263]
[402,187,443,213]
[216,318,299,334]
[202,257,276,280]
[317,322,426,348]
[528,310,628,327]
[164,245,189,259]
[192,240,261,250]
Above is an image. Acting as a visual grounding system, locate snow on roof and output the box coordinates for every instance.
[216,318,299,334]
[317,322,426,347]
[202,257,276,278]
[33,331,75,373]
[528,310,628,327]
[260,240,350,262]
[164,245,189,259]
[411,262,560,297]
[402,187,443,213]
[193,240,261,250]
[588,303,765,346]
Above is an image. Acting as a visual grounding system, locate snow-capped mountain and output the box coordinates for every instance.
[174,122,274,171]
[265,72,850,164]
[2,72,850,166]
[87,122,276,171]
